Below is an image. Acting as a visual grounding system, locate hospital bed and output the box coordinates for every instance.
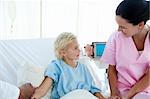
[0,38,109,99]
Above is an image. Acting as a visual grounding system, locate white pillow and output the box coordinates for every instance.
[17,62,51,99]
[61,89,98,99]
[17,62,46,86]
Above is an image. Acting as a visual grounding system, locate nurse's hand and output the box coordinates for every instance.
[109,95,121,99]
[121,96,130,99]
[122,92,134,99]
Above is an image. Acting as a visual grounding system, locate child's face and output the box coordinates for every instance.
[62,39,80,61]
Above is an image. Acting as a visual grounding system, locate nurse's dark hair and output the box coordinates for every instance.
[116,0,149,25]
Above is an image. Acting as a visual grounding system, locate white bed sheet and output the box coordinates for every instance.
[0,38,55,86]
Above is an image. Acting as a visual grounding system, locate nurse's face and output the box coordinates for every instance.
[116,16,143,37]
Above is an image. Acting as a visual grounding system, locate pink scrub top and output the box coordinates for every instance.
[101,31,150,95]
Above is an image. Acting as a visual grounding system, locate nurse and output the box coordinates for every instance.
[101,0,150,99]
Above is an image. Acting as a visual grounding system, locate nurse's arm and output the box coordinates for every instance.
[108,65,120,97]
[126,67,150,98]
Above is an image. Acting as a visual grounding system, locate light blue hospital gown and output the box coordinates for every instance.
[44,59,101,99]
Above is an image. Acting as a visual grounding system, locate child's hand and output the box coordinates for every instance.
[31,77,53,99]
[31,88,42,99]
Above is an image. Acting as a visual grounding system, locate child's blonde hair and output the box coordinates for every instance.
[54,32,77,59]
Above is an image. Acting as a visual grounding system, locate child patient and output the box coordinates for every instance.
[31,32,105,99]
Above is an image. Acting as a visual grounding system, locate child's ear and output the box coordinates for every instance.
[60,49,66,56]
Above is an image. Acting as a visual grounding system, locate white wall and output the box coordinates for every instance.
[0,0,41,39]
[0,0,123,45]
